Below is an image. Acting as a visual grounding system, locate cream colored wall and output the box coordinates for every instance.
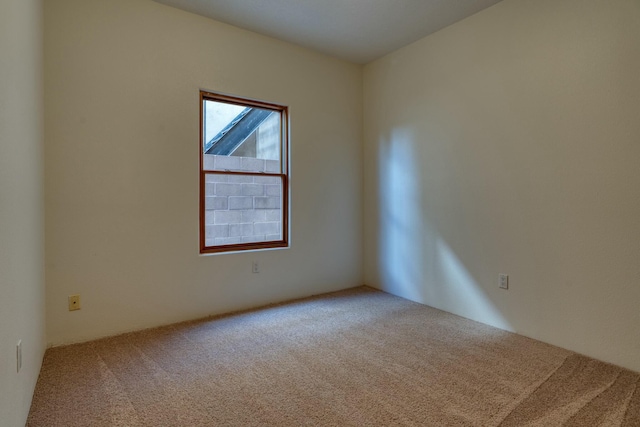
[45,0,363,345]
[0,0,46,425]
[363,0,640,372]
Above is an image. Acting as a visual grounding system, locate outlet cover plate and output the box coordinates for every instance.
[499,274,509,290]
[68,294,81,311]
[17,340,22,373]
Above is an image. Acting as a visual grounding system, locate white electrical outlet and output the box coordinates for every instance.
[17,340,22,373]
[499,274,509,290]
[252,261,259,274]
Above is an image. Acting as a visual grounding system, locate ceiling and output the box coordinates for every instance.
[153,0,503,64]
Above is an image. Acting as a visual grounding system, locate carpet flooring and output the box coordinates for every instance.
[27,286,640,426]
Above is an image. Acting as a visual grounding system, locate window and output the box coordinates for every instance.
[200,91,289,253]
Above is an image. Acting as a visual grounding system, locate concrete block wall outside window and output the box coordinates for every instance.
[204,154,282,246]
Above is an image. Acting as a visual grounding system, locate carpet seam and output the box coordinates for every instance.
[495,353,571,426]
[620,375,640,425]
[564,369,624,425]
[92,344,141,426]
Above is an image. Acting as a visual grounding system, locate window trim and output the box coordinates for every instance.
[199,90,289,254]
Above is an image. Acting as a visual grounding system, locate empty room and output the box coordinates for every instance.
[1,0,639,425]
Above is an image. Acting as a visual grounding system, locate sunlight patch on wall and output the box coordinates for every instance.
[436,239,510,330]
[376,128,510,330]
[378,129,425,302]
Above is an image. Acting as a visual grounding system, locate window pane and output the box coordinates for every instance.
[203,100,281,173]
[204,173,283,246]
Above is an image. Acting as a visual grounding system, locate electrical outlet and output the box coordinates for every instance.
[252,261,259,274]
[68,294,81,311]
[499,274,509,290]
[17,340,22,373]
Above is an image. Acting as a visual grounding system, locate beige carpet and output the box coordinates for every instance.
[28,287,640,426]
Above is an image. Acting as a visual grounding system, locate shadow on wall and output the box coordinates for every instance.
[377,128,511,330]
